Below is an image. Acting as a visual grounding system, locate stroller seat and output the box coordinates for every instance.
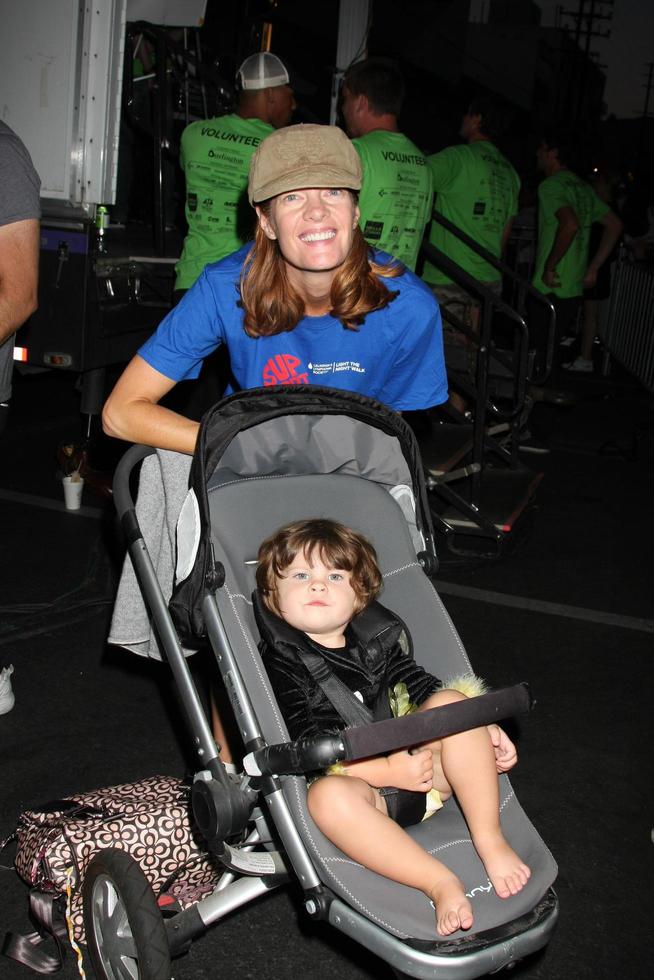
[200,469,557,942]
[104,386,558,980]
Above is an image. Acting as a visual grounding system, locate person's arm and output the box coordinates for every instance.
[501,216,515,258]
[426,147,458,196]
[102,354,200,453]
[542,205,580,289]
[501,171,520,259]
[0,218,39,343]
[583,209,623,289]
[386,636,442,708]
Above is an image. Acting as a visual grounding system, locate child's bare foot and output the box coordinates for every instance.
[429,874,474,936]
[474,832,531,899]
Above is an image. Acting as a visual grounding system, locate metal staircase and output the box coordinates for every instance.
[416,216,556,556]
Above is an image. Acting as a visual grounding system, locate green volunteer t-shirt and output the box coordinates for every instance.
[353,130,433,271]
[532,170,610,298]
[423,140,520,286]
[175,114,273,290]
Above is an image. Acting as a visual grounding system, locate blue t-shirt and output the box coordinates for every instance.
[139,246,448,412]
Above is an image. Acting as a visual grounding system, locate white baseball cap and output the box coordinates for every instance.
[237,52,290,91]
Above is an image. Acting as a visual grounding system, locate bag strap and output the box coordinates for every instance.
[297,647,375,728]
[2,890,67,974]
[25,802,107,819]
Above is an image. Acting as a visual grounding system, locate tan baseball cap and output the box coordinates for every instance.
[248,124,362,205]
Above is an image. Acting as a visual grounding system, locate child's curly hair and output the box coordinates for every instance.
[256,518,383,617]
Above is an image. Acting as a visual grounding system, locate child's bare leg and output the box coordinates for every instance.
[210,688,236,765]
[418,691,531,899]
[308,775,473,936]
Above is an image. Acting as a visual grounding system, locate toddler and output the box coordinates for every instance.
[255,518,530,936]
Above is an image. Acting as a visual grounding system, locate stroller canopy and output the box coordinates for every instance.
[172,386,437,642]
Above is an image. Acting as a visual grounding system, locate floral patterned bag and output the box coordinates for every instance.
[3,775,221,972]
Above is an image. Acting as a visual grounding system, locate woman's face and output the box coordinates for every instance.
[257,188,360,279]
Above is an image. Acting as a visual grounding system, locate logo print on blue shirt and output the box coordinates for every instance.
[262,354,309,385]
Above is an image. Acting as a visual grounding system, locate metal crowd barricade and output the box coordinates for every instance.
[600,250,654,395]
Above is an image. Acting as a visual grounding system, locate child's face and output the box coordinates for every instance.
[274,548,358,648]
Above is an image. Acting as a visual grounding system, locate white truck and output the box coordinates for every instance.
[0,0,207,413]
[0,0,370,415]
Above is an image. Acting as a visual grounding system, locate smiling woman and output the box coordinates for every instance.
[102,123,448,456]
[101,123,448,760]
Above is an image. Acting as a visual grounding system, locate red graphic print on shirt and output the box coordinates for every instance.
[262,354,309,386]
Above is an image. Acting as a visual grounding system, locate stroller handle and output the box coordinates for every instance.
[244,683,532,777]
[244,735,347,777]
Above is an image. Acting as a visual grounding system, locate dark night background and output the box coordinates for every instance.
[194,0,654,178]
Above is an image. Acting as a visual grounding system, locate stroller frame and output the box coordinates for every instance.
[103,387,558,980]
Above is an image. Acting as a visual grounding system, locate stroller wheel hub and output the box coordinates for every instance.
[192,771,253,847]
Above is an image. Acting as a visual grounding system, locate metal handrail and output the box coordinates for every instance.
[421,241,529,501]
[422,240,530,418]
[419,212,557,519]
[425,211,557,382]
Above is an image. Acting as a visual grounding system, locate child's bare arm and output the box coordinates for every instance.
[342,748,433,791]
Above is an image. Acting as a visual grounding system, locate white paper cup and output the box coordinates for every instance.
[63,476,84,510]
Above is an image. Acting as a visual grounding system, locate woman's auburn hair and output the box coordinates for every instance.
[239,199,403,338]
[256,518,383,617]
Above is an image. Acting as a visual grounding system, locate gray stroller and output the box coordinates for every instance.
[90,386,558,979]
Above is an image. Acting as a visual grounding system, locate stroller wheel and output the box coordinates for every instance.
[82,848,171,980]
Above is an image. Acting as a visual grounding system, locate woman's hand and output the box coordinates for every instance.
[386,748,433,792]
[488,724,518,772]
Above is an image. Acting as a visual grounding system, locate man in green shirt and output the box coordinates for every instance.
[423,98,519,292]
[422,96,520,413]
[175,52,295,292]
[341,58,433,271]
[531,130,622,372]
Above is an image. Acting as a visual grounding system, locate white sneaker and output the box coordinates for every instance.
[0,665,15,715]
[563,356,593,373]
[559,335,577,348]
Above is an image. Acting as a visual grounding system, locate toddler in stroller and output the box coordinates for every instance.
[255,517,531,937]
[100,385,557,979]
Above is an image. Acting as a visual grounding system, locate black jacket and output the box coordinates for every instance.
[255,595,441,742]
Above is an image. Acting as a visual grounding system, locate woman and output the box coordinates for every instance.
[103,124,448,764]
[102,124,448,452]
